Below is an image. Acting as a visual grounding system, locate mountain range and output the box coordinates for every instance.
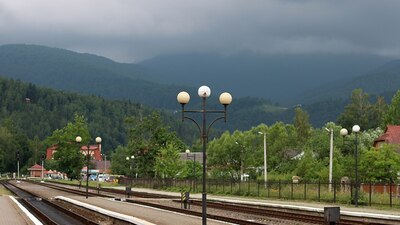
[138,52,392,105]
[0,44,399,129]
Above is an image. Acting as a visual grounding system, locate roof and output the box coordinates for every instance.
[28,164,45,171]
[374,125,400,146]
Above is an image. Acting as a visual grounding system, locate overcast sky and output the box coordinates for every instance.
[1,0,399,62]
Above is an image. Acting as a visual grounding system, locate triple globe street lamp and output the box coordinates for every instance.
[76,135,102,199]
[177,85,232,225]
[340,125,361,207]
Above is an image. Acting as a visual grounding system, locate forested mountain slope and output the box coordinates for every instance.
[0,44,187,109]
[0,77,196,152]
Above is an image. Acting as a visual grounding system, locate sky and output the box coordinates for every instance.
[1,0,400,63]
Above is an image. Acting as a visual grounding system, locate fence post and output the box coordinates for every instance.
[222,177,225,193]
[248,178,250,194]
[239,179,241,193]
[278,180,281,199]
[333,180,336,203]
[369,182,372,206]
[318,180,321,202]
[350,181,353,203]
[291,181,293,199]
[267,181,270,198]
[304,181,307,200]
[231,179,233,193]
[257,181,260,196]
[390,181,393,208]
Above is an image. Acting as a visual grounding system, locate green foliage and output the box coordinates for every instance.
[293,107,311,146]
[45,115,90,180]
[0,119,31,175]
[154,143,183,178]
[384,90,400,125]
[359,144,400,182]
[126,112,185,178]
[293,148,322,180]
[110,145,131,175]
[338,89,387,130]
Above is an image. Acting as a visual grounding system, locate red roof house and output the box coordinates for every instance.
[46,144,103,161]
[28,164,46,178]
[373,125,400,148]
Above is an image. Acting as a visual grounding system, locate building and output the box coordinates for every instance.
[373,125,400,149]
[46,144,103,161]
[28,164,46,177]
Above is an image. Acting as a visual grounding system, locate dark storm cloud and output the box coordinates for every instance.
[0,0,399,62]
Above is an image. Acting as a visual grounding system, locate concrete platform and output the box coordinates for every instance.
[111,186,400,221]
[0,196,41,225]
[55,195,230,225]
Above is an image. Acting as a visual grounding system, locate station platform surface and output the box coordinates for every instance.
[0,196,39,225]
[110,186,400,219]
[56,195,231,225]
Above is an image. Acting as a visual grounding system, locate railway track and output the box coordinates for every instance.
[1,180,98,225]
[22,180,400,225]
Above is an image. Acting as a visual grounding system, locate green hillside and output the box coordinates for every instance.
[0,44,188,109]
[0,77,198,153]
[0,44,297,130]
[298,60,400,104]
[2,44,397,129]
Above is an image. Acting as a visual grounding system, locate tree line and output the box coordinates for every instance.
[1,74,400,183]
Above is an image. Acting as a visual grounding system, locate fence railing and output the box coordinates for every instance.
[119,177,400,208]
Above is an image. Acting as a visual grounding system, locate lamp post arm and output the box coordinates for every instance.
[183,116,202,138]
[206,116,225,139]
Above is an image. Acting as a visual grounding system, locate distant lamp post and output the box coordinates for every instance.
[258,131,267,188]
[102,154,107,175]
[126,155,135,186]
[340,125,361,207]
[40,154,45,182]
[177,86,232,225]
[16,151,20,180]
[235,141,246,181]
[76,136,102,199]
[185,149,196,191]
[325,128,334,192]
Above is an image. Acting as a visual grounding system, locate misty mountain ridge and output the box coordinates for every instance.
[138,52,392,105]
[0,44,188,109]
[298,59,400,104]
[1,44,399,129]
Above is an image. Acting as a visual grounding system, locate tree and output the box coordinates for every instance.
[384,90,400,126]
[110,145,131,175]
[126,112,185,178]
[359,144,400,182]
[338,89,386,130]
[45,114,90,180]
[293,107,311,145]
[154,143,183,178]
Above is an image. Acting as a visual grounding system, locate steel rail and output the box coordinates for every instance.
[1,180,97,225]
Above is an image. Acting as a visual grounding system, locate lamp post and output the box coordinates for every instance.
[76,136,102,199]
[41,154,45,182]
[126,155,134,186]
[16,151,20,180]
[177,86,232,225]
[102,154,107,175]
[185,149,196,192]
[340,125,360,207]
[235,141,246,181]
[325,128,334,192]
[258,132,267,188]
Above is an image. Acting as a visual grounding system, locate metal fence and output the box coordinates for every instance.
[119,177,400,208]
